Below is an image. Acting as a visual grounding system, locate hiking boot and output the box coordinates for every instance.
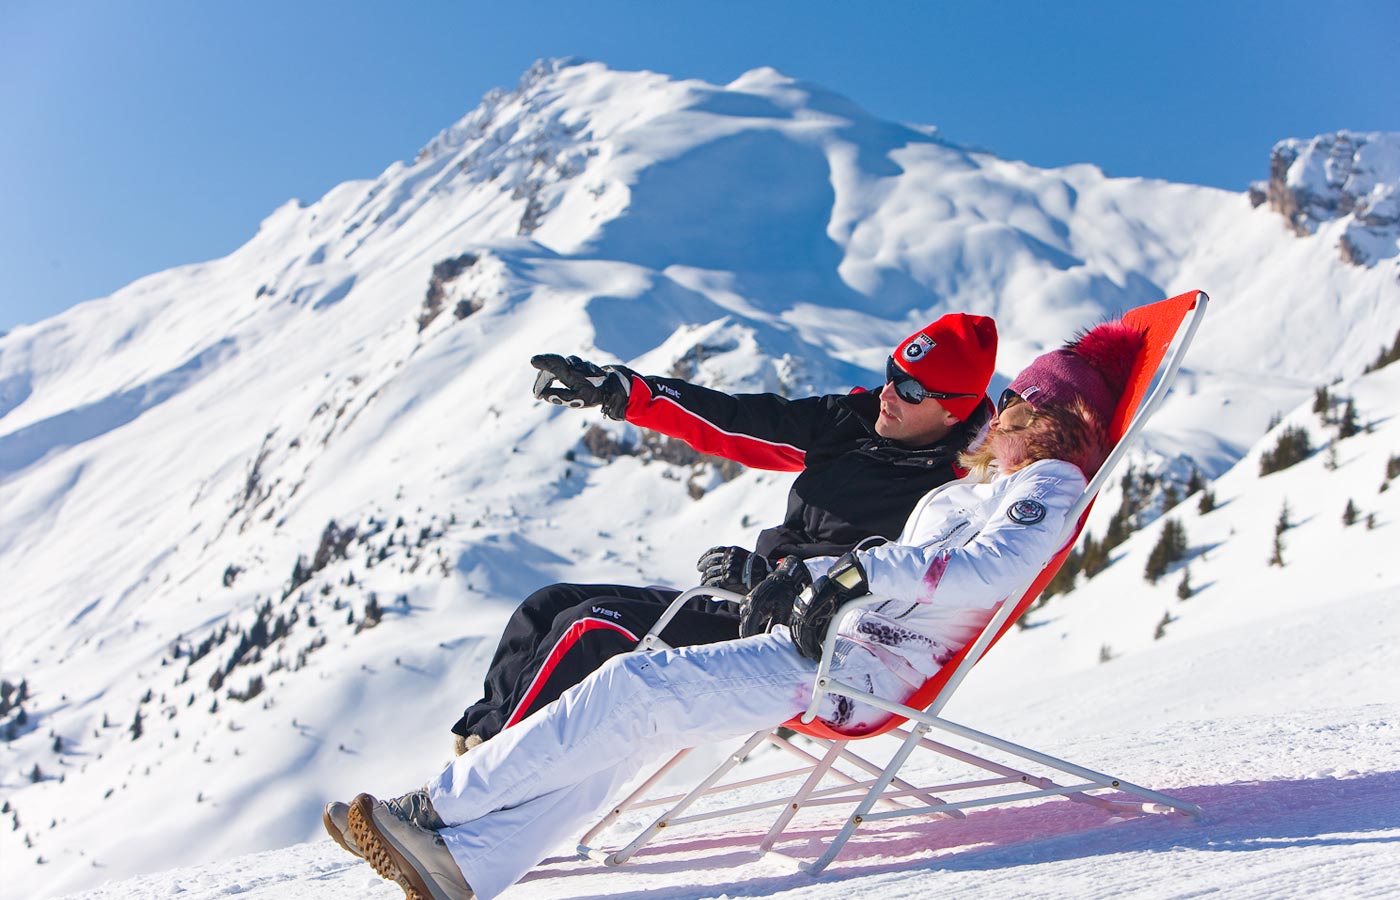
[326,789,443,859]
[323,800,361,857]
[349,792,472,900]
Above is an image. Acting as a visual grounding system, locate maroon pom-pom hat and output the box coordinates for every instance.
[1006,321,1146,425]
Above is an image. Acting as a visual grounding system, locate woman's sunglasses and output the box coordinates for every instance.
[885,357,978,405]
[997,388,1023,412]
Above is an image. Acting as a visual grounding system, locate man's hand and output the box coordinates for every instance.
[530,354,631,420]
[738,556,811,638]
[696,546,772,595]
[791,553,870,661]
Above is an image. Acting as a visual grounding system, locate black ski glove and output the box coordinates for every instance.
[696,546,773,595]
[791,552,870,661]
[530,354,632,421]
[738,556,811,638]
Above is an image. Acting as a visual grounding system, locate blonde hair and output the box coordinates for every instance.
[957,396,1109,479]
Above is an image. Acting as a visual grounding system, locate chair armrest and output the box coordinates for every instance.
[637,585,745,651]
[798,593,892,724]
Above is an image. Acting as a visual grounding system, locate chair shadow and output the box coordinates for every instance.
[533,770,1400,900]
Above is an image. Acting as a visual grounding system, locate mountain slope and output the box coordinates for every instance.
[0,59,1397,898]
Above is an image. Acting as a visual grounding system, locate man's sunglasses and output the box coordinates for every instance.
[885,357,979,405]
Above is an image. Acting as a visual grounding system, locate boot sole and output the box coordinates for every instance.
[322,805,362,858]
[348,793,441,900]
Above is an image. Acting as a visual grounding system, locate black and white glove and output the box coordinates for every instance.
[696,546,773,595]
[738,556,811,638]
[790,552,870,661]
[530,354,632,421]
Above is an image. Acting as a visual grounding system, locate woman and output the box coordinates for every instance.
[337,321,1145,900]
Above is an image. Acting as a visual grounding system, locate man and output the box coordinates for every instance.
[449,313,998,749]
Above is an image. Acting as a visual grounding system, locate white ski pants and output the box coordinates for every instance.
[425,631,907,899]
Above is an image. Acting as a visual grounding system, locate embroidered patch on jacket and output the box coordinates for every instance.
[1007,499,1047,525]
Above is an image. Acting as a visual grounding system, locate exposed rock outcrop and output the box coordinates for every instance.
[1254,131,1400,266]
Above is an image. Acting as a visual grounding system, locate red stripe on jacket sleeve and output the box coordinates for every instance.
[624,376,807,472]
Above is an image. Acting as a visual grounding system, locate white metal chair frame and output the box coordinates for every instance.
[578,292,1210,874]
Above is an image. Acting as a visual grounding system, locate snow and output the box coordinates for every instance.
[54,593,1400,899]
[1,58,1398,900]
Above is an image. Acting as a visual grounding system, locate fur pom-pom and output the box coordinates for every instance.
[1067,322,1145,398]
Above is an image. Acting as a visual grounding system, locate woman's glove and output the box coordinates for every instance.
[738,556,811,638]
[696,546,773,594]
[790,552,870,661]
[530,354,632,420]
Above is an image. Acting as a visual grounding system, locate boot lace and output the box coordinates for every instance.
[385,789,447,831]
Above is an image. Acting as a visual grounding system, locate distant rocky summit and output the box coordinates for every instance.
[1251,131,1400,266]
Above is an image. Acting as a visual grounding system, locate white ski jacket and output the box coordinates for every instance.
[803,458,1086,686]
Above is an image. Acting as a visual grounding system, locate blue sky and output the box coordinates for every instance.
[2,0,1396,332]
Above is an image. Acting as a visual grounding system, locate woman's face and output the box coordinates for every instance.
[988,396,1039,470]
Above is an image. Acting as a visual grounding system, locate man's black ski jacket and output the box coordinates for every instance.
[618,371,991,560]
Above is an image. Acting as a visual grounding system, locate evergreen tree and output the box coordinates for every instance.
[129,710,143,741]
[1198,488,1216,514]
[1260,426,1312,475]
[1363,328,1400,372]
[1338,400,1359,439]
[1312,384,1332,419]
[1269,532,1285,568]
[1177,568,1193,600]
[1275,500,1292,536]
[1043,556,1078,598]
[1154,611,1175,640]
[1343,499,1359,527]
[1080,533,1111,578]
[1144,518,1188,584]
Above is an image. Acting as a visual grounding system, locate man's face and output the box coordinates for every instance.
[875,379,959,446]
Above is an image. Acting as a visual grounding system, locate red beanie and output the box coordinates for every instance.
[891,313,998,420]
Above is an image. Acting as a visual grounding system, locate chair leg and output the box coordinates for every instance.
[802,724,932,875]
[579,729,774,865]
[925,716,1203,820]
[759,740,847,852]
[576,747,694,849]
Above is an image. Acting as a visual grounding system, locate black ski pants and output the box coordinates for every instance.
[451,582,740,741]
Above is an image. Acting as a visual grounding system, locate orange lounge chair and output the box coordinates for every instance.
[579,290,1210,873]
